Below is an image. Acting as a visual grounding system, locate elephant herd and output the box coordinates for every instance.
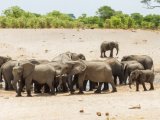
[0,41,155,97]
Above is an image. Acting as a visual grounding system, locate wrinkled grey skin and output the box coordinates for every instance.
[0,56,12,82]
[52,51,86,62]
[129,70,154,91]
[52,51,86,91]
[100,41,119,58]
[62,60,117,94]
[121,55,153,70]
[0,59,50,91]
[0,60,17,90]
[12,60,62,97]
[122,61,144,84]
[90,58,124,91]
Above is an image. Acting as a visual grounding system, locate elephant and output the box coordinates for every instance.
[121,55,153,70]
[0,56,12,67]
[85,58,124,91]
[122,61,144,84]
[0,56,12,82]
[12,60,62,97]
[0,60,17,90]
[100,41,119,58]
[0,59,50,91]
[62,60,117,94]
[129,69,154,91]
[52,51,86,62]
[52,51,86,91]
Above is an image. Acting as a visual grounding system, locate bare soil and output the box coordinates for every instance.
[0,29,160,120]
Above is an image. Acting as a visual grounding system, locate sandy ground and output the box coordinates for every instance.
[0,29,160,120]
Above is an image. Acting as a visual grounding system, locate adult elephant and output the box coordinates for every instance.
[0,56,12,82]
[12,60,63,97]
[86,58,124,91]
[52,51,86,91]
[100,41,119,58]
[0,60,17,90]
[121,55,153,70]
[0,59,50,91]
[62,60,117,94]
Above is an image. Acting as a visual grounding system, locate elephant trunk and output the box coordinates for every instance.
[116,45,119,55]
[12,77,19,92]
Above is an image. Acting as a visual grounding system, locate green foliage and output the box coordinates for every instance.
[0,5,160,29]
[96,6,115,20]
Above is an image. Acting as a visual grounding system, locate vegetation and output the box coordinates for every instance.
[0,6,160,29]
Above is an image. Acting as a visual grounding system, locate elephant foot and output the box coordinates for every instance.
[78,91,84,94]
[89,89,93,91]
[27,94,32,97]
[34,91,42,93]
[94,90,101,94]
[112,88,117,93]
[149,88,154,90]
[16,94,22,97]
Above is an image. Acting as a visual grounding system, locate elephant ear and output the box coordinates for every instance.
[66,60,87,75]
[21,62,35,78]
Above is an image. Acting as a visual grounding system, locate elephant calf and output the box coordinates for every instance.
[129,69,154,91]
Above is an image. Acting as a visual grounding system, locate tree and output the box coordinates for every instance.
[96,6,115,20]
[131,13,143,26]
[141,0,160,9]
[3,6,25,18]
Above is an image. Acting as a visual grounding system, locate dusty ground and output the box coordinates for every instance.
[0,29,160,120]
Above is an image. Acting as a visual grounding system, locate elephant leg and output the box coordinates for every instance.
[83,80,88,91]
[149,82,154,90]
[16,80,24,97]
[94,82,103,93]
[34,82,42,93]
[100,51,103,58]
[142,82,147,91]
[118,74,124,85]
[114,76,117,85]
[104,51,107,57]
[47,81,55,95]
[78,75,85,94]
[44,84,50,93]
[4,80,8,90]
[89,81,94,91]
[136,82,139,91]
[109,80,117,92]
[25,79,32,97]
[110,49,113,57]
[102,82,109,91]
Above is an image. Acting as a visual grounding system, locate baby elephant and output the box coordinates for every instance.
[129,69,154,91]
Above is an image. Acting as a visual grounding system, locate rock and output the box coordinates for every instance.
[96,112,101,116]
[79,109,84,113]
[129,104,141,109]
[105,112,109,116]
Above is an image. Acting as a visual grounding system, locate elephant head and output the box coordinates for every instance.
[129,70,142,88]
[12,61,35,91]
[0,56,12,67]
[63,60,87,75]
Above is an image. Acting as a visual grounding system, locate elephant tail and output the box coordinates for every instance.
[151,64,154,73]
